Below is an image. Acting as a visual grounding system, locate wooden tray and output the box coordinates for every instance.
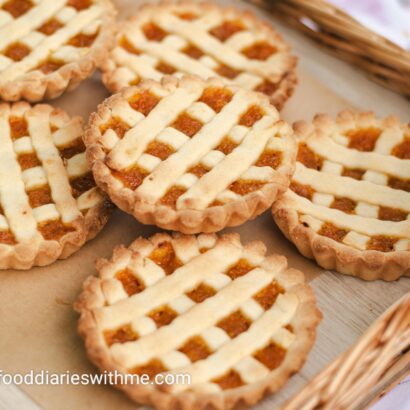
[0,1,409,409]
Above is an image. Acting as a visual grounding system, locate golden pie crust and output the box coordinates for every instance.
[0,102,113,270]
[273,110,410,281]
[0,0,116,102]
[75,232,321,410]
[85,75,296,234]
[101,0,297,110]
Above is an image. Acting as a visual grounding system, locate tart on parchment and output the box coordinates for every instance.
[85,76,296,234]
[101,1,297,110]
[75,232,321,410]
[272,111,410,281]
[0,102,113,270]
[0,0,116,102]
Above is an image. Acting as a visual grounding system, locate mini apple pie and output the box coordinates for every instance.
[273,111,410,281]
[102,1,297,110]
[75,232,321,410]
[85,76,296,233]
[0,102,113,269]
[0,0,116,101]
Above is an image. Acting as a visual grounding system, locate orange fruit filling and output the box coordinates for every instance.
[0,230,16,245]
[4,42,30,61]
[116,268,145,296]
[37,59,64,74]
[318,222,348,242]
[198,87,233,113]
[215,136,238,155]
[104,324,138,347]
[37,18,63,35]
[254,342,286,370]
[130,359,166,379]
[379,206,407,222]
[290,181,314,200]
[100,117,130,139]
[213,370,244,390]
[342,167,365,180]
[254,281,283,310]
[148,241,182,275]
[226,258,254,280]
[171,112,202,137]
[120,36,140,55]
[156,61,176,75]
[242,41,277,60]
[346,127,381,152]
[112,166,148,191]
[297,143,323,170]
[367,235,398,252]
[254,79,278,96]
[188,164,208,178]
[27,186,52,208]
[388,176,410,193]
[68,32,97,48]
[129,90,160,116]
[159,186,186,208]
[392,137,410,159]
[38,219,74,241]
[182,44,204,59]
[330,197,356,214]
[9,116,28,139]
[2,0,33,18]
[148,305,178,328]
[209,20,245,42]
[186,283,216,303]
[230,179,265,195]
[178,336,211,362]
[255,150,282,169]
[59,138,86,159]
[217,310,251,338]
[239,105,264,127]
[142,22,167,41]
[67,0,91,12]
[145,141,174,160]
[17,153,40,170]
[216,64,240,79]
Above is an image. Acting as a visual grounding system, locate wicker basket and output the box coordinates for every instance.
[281,292,410,409]
[251,0,410,98]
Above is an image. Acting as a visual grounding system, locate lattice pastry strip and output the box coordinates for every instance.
[273,110,410,281]
[0,102,113,269]
[102,1,297,110]
[86,76,296,233]
[75,232,321,410]
[0,0,115,101]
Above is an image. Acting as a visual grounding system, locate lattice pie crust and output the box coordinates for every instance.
[0,0,116,102]
[0,102,113,270]
[75,232,321,410]
[85,75,296,233]
[102,1,297,110]
[273,110,410,281]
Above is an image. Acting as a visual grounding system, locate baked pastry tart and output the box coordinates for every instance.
[0,0,116,101]
[102,1,297,110]
[85,76,296,233]
[0,102,113,270]
[273,111,410,281]
[75,232,321,410]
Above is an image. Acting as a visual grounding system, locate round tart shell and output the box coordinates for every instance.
[85,76,297,234]
[101,0,297,111]
[75,232,321,410]
[0,0,117,102]
[0,102,113,270]
[273,111,410,281]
